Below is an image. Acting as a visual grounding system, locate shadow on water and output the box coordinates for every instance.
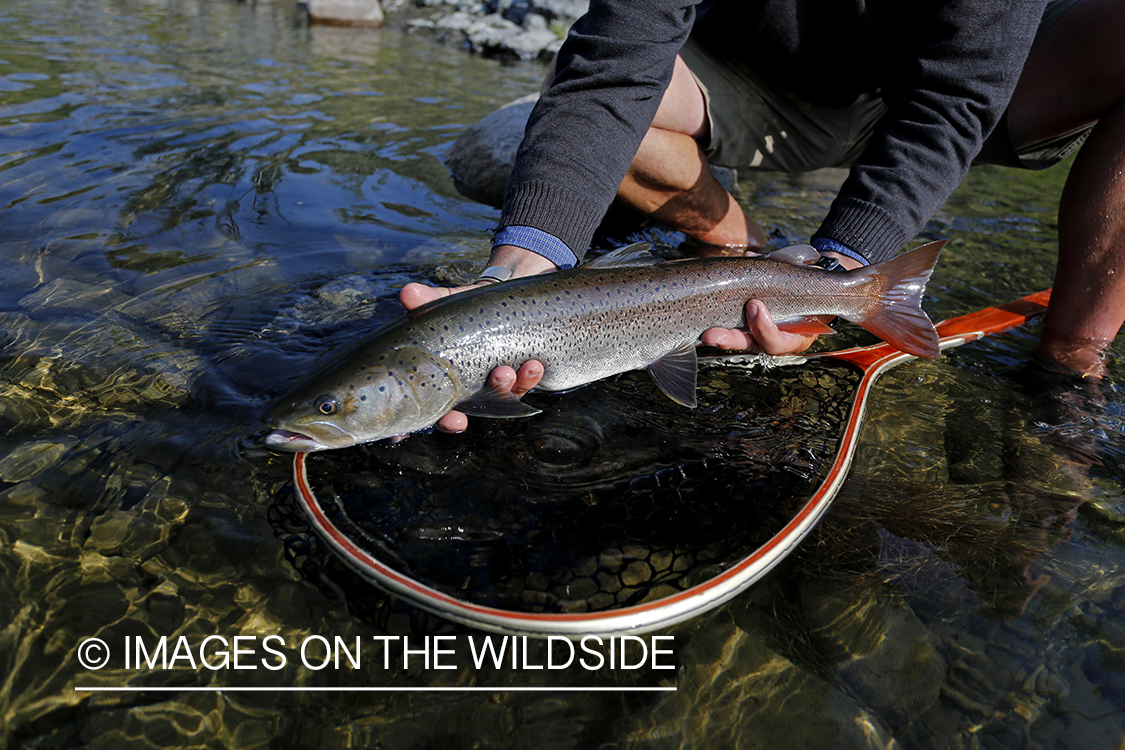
[2,0,1125,748]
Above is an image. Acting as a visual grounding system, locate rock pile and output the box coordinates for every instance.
[306,0,590,60]
[401,0,589,60]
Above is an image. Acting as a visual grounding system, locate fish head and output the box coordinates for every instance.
[264,346,463,452]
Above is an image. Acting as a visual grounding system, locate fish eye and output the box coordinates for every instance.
[314,396,340,415]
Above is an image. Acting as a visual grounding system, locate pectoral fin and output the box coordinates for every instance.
[646,341,698,408]
[455,384,542,418]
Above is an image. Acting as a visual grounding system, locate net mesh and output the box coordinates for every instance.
[272,357,863,615]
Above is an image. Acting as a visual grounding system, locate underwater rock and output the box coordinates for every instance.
[18,278,130,315]
[265,274,385,335]
[828,593,946,726]
[0,312,205,434]
[0,439,76,484]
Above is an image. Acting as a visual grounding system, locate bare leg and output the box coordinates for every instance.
[1037,101,1125,375]
[617,56,769,249]
[1008,0,1125,375]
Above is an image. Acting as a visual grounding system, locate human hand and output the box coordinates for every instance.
[699,245,861,356]
[701,299,829,355]
[398,244,554,433]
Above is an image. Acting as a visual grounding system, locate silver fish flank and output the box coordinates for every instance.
[265,241,944,451]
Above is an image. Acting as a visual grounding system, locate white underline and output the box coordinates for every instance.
[75,686,676,693]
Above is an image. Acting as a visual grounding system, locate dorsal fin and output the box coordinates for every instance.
[585,242,660,269]
[764,244,819,266]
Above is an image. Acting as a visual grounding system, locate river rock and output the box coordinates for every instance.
[446,93,538,205]
[404,0,581,59]
[305,0,384,27]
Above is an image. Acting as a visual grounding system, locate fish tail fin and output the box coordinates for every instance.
[854,240,945,358]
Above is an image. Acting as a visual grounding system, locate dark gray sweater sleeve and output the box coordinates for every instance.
[814,0,1046,263]
[498,0,697,259]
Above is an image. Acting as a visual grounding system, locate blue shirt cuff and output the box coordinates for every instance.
[493,226,579,270]
[811,237,869,266]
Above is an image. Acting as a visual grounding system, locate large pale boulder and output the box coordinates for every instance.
[305,0,384,27]
[446,93,539,205]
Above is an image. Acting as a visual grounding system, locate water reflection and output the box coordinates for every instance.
[1,0,1124,748]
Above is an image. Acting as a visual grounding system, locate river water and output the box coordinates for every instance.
[2,1,1124,748]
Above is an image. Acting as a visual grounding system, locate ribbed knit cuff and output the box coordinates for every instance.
[815,198,912,264]
[499,180,606,263]
[810,237,869,266]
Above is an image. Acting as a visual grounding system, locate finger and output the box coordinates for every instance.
[400,281,483,311]
[436,410,469,434]
[487,365,518,391]
[400,282,449,311]
[700,326,756,350]
[744,300,818,355]
[511,360,544,397]
[436,367,517,434]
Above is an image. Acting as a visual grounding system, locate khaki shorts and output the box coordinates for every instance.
[683,0,1091,173]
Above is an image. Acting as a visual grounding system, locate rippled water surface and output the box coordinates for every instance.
[3,1,1125,748]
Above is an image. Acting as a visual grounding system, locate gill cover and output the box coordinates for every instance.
[346,346,465,442]
[267,346,464,449]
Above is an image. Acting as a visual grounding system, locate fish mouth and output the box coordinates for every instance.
[263,429,328,453]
